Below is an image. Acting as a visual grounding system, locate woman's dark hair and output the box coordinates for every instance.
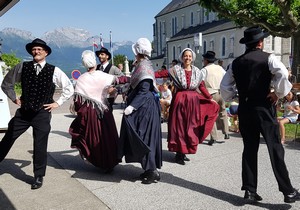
[283,90,298,103]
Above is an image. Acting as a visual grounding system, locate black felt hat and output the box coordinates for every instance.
[202,51,217,62]
[95,47,111,60]
[239,26,269,44]
[25,38,52,56]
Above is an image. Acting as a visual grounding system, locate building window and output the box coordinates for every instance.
[204,9,209,22]
[191,12,194,26]
[203,40,207,53]
[173,46,176,60]
[210,40,214,51]
[229,36,235,58]
[172,17,178,36]
[159,22,162,55]
[221,37,226,56]
[197,10,201,25]
[181,14,185,29]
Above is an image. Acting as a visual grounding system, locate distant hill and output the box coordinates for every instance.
[0,27,134,77]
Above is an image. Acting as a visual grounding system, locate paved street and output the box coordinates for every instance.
[0,96,300,210]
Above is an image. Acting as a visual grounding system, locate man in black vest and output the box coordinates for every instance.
[0,38,74,190]
[95,47,124,110]
[220,26,300,203]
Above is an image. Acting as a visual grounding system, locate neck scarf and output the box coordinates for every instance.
[169,64,204,90]
[74,70,115,115]
[130,59,158,92]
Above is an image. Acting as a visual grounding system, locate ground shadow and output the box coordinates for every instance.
[0,188,16,210]
[47,149,291,210]
[0,159,32,184]
[63,114,76,118]
[51,130,71,138]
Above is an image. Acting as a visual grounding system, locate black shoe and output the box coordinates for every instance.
[31,176,43,190]
[141,170,160,184]
[207,139,216,146]
[183,154,190,161]
[224,134,230,139]
[284,189,300,203]
[175,153,185,165]
[244,190,263,202]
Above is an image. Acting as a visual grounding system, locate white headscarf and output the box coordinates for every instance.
[132,38,152,57]
[82,50,97,69]
[178,48,196,63]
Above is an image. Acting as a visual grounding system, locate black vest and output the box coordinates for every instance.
[232,49,271,106]
[96,63,112,74]
[21,61,56,111]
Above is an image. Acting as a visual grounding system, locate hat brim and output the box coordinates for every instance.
[204,57,217,62]
[26,43,52,56]
[239,31,269,44]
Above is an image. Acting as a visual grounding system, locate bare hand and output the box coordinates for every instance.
[14,98,21,106]
[43,102,59,112]
[108,87,117,96]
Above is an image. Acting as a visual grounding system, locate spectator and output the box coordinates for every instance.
[171,59,178,67]
[218,59,224,69]
[159,81,172,122]
[287,67,297,84]
[202,51,230,145]
[228,100,239,133]
[118,63,124,72]
[277,90,300,144]
[155,65,169,86]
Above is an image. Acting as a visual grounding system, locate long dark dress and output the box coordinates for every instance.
[69,71,128,171]
[119,79,162,171]
[168,71,219,154]
[69,97,119,170]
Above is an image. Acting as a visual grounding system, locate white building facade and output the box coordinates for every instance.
[151,0,291,70]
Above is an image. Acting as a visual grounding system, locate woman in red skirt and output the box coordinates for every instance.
[168,48,219,165]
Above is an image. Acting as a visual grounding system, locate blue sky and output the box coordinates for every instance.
[0,0,171,42]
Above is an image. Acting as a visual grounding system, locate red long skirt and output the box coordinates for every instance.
[167,90,219,154]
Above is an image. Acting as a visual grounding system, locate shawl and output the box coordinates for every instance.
[74,70,115,116]
[169,64,205,90]
[130,59,158,92]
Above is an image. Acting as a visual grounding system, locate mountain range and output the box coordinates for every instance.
[0,27,134,77]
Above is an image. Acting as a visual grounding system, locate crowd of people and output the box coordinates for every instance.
[1,26,300,203]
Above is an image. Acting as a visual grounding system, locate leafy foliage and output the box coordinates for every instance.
[1,53,21,68]
[113,54,126,71]
[113,54,135,72]
[199,0,300,81]
[1,53,22,96]
[198,0,300,37]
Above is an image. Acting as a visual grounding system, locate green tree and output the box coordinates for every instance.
[1,53,22,95]
[113,54,126,71]
[1,53,21,68]
[199,0,300,80]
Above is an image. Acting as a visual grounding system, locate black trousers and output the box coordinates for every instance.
[238,104,294,195]
[0,108,51,177]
